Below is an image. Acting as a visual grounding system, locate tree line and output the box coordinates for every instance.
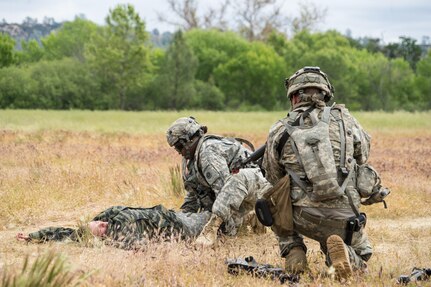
[0,3,430,111]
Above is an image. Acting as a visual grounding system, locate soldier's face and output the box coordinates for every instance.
[174,141,186,155]
[89,221,108,237]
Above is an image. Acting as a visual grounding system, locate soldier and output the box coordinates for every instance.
[16,205,211,250]
[262,67,389,279]
[166,117,270,246]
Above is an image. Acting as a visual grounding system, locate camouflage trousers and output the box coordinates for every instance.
[212,168,271,235]
[278,207,372,270]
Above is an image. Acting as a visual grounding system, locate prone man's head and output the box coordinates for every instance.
[88,221,108,237]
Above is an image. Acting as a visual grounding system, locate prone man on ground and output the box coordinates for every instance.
[17,205,211,249]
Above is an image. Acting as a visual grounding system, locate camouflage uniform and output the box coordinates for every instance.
[263,68,373,270]
[28,205,211,250]
[182,135,270,235]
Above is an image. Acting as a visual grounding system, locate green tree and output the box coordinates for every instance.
[18,39,45,63]
[42,18,98,62]
[86,4,151,109]
[28,59,103,109]
[191,80,225,110]
[186,29,287,110]
[383,36,422,70]
[152,30,198,109]
[213,41,286,110]
[267,30,422,111]
[185,29,249,82]
[277,31,360,107]
[0,33,17,67]
[0,58,104,109]
[415,50,431,109]
[0,66,36,108]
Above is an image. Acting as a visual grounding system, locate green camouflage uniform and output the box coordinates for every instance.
[263,103,373,269]
[182,135,270,235]
[28,205,211,250]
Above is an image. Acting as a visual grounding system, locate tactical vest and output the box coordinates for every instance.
[182,158,215,211]
[192,134,253,186]
[181,134,254,207]
[284,106,356,202]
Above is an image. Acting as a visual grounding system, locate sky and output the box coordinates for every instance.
[1,0,430,44]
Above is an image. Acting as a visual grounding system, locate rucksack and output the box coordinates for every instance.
[284,106,355,202]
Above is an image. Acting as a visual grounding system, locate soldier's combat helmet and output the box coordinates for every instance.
[284,66,334,102]
[166,117,205,151]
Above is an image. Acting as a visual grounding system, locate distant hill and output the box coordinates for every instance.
[0,18,63,49]
[0,20,172,50]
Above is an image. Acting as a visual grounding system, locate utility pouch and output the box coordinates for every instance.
[255,175,293,237]
[344,213,367,245]
[356,164,381,197]
[255,199,273,226]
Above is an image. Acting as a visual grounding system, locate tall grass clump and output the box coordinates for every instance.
[169,164,185,198]
[1,251,87,287]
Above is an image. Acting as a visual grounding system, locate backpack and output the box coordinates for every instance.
[284,106,355,202]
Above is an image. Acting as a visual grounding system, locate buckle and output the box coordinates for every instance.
[340,167,349,176]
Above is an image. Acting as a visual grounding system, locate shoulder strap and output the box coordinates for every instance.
[330,108,348,175]
[194,136,210,187]
[342,159,361,217]
[276,105,316,158]
[321,106,332,123]
[234,137,255,152]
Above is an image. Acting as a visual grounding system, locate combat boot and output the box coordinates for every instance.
[195,214,223,247]
[327,234,353,279]
[285,247,307,274]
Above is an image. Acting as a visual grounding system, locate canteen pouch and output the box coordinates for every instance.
[356,164,381,198]
[256,175,293,237]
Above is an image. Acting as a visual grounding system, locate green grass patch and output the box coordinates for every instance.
[0,109,430,135]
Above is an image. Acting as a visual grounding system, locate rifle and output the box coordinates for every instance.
[225,256,299,284]
[398,267,431,285]
[231,144,266,173]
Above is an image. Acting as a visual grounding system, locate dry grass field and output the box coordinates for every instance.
[0,110,430,286]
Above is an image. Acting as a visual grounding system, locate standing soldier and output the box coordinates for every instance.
[166,117,270,246]
[262,67,389,279]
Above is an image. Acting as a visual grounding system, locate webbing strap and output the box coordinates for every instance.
[290,140,304,169]
[321,106,332,123]
[299,114,305,126]
[285,168,309,191]
[308,109,319,125]
[235,137,255,152]
[276,105,316,157]
[331,109,347,174]
[342,159,360,217]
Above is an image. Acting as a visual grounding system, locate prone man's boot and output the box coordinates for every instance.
[327,234,353,280]
[285,247,307,274]
[195,214,223,247]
